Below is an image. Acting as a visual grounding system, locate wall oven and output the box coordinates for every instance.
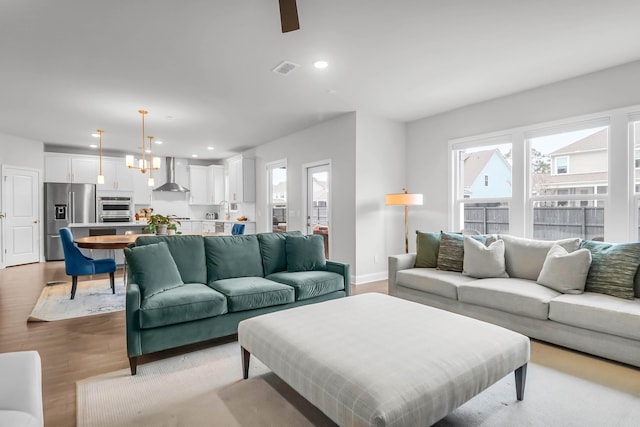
[98,196,133,222]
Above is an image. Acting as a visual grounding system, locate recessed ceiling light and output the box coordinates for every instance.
[207,146,214,150]
[313,60,328,69]
[91,133,100,138]
[145,149,151,153]
[192,154,198,158]
[89,144,97,148]
[154,140,163,144]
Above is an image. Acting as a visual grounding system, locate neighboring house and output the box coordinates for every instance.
[533,129,608,207]
[463,149,512,199]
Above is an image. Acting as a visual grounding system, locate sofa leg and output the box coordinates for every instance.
[515,363,527,401]
[71,276,78,300]
[242,347,250,379]
[129,357,138,376]
[109,272,115,294]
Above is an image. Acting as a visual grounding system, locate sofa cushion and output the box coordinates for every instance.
[257,231,303,275]
[396,268,476,300]
[205,235,264,282]
[285,235,326,272]
[210,277,295,312]
[458,278,560,320]
[437,232,487,272]
[580,240,640,300]
[462,237,508,279]
[500,235,580,281]
[139,283,227,329]
[415,231,440,268]
[537,245,591,294]
[134,235,206,284]
[124,242,184,299]
[549,293,640,341]
[266,271,344,300]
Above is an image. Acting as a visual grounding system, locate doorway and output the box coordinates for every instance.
[305,162,330,259]
[1,165,40,266]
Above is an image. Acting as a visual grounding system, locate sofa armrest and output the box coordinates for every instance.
[326,260,351,296]
[126,283,143,358]
[0,351,43,427]
[388,253,417,296]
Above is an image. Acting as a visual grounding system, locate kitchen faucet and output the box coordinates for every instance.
[219,200,230,220]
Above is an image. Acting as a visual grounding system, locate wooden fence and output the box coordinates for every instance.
[464,206,605,240]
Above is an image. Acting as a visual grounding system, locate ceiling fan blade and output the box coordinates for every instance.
[279,0,300,33]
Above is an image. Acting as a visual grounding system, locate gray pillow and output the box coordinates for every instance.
[537,244,591,294]
[580,240,640,300]
[462,237,508,279]
[500,235,580,281]
[437,231,487,272]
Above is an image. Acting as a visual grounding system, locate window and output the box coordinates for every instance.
[529,125,608,240]
[267,160,287,232]
[635,149,640,168]
[451,140,512,234]
[555,156,568,174]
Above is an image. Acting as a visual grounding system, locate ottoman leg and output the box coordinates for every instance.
[242,347,250,379]
[515,364,527,401]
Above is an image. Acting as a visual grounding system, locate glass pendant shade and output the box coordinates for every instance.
[97,174,105,184]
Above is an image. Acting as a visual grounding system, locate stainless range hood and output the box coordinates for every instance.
[153,157,190,192]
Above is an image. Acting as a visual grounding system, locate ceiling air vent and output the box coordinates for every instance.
[272,61,300,75]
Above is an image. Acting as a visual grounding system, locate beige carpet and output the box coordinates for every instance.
[77,342,640,427]
[28,278,125,322]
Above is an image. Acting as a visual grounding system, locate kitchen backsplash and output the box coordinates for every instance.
[135,191,255,220]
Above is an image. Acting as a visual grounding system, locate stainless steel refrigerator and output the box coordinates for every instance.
[44,183,96,261]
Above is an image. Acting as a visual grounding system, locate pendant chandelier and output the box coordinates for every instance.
[125,110,161,186]
[96,129,105,184]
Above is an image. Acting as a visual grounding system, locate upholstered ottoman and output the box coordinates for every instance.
[239,293,529,427]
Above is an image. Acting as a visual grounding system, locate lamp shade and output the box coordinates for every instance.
[386,192,423,206]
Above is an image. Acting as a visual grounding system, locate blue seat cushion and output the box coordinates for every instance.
[266,271,345,300]
[209,277,294,312]
[139,283,227,329]
[92,257,117,274]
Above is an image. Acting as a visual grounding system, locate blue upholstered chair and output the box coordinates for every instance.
[59,227,116,300]
[231,223,245,235]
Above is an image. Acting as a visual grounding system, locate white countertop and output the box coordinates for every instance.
[181,219,255,223]
[69,222,148,227]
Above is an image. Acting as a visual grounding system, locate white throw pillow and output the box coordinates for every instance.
[537,244,592,294]
[462,237,509,279]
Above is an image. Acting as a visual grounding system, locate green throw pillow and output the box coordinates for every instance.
[286,235,326,272]
[415,231,440,268]
[580,240,640,300]
[437,231,487,272]
[124,241,184,299]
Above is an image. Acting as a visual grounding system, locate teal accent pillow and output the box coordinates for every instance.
[286,235,326,272]
[134,235,206,284]
[415,231,440,268]
[580,240,640,300]
[124,241,184,299]
[436,231,487,272]
[257,231,303,275]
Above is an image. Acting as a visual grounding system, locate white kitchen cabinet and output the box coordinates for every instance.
[189,164,225,205]
[226,156,255,203]
[97,157,135,192]
[45,154,99,183]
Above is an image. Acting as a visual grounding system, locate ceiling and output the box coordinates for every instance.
[2,0,640,160]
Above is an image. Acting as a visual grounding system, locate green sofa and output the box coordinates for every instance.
[124,231,350,374]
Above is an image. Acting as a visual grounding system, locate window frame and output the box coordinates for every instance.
[266,159,287,233]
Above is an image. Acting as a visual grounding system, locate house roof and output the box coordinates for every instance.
[549,129,607,156]
[463,149,498,187]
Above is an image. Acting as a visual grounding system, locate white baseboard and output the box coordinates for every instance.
[352,271,388,286]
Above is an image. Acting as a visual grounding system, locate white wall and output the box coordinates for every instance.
[406,59,640,235]
[355,112,406,283]
[253,113,357,276]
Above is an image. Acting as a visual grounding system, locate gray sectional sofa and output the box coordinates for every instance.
[125,231,350,374]
[388,233,640,368]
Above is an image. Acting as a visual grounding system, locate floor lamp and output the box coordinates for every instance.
[386,188,424,253]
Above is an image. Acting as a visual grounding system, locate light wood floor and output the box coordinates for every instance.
[0,262,638,426]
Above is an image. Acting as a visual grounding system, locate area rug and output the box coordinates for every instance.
[77,341,640,427]
[28,278,125,322]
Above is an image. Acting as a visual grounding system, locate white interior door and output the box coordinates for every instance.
[2,166,40,266]
[306,163,330,258]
